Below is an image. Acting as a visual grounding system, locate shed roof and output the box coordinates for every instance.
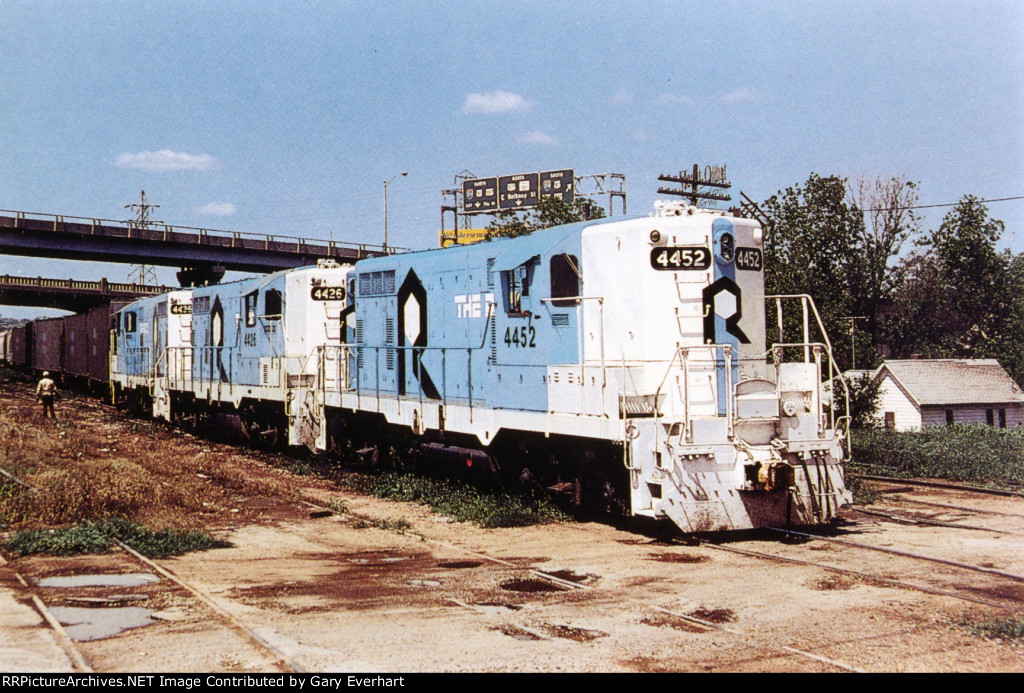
[873,359,1024,407]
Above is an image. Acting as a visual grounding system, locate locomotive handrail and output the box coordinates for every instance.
[766,294,851,451]
[651,344,734,456]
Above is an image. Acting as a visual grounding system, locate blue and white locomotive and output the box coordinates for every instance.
[111,201,851,533]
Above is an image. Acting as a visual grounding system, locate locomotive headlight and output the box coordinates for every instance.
[649,230,661,244]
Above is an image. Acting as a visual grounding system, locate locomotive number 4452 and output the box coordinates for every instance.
[650,246,711,271]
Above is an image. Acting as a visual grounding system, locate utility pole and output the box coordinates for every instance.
[657,164,731,207]
[842,316,869,370]
[383,172,408,250]
[125,190,161,286]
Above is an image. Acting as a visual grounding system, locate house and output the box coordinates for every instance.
[872,359,1024,431]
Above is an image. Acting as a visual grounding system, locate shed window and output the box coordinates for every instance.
[884,412,895,430]
[550,254,580,307]
[999,408,1007,428]
[987,409,995,426]
[946,409,954,426]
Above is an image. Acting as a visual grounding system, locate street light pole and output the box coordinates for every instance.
[383,171,408,249]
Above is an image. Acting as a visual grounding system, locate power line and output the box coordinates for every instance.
[857,195,1024,214]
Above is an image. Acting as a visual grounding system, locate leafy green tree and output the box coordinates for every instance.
[881,196,1023,387]
[843,372,882,429]
[759,174,864,368]
[486,196,605,240]
[758,173,922,372]
[883,196,1008,356]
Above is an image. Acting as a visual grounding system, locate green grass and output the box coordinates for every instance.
[959,614,1024,642]
[846,475,882,505]
[336,470,569,528]
[850,425,1024,489]
[5,518,231,558]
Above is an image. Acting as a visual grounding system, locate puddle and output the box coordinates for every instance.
[406,579,442,588]
[36,573,160,588]
[471,601,523,614]
[648,552,709,564]
[545,569,597,584]
[499,578,567,593]
[67,594,150,606]
[493,625,543,641]
[640,614,705,633]
[49,606,157,641]
[688,607,736,624]
[540,623,608,642]
[437,561,483,569]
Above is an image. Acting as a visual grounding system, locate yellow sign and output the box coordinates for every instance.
[440,228,489,248]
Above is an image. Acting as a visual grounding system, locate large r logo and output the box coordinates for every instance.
[702,277,750,345]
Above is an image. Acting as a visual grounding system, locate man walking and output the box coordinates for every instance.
[36,371,58,421]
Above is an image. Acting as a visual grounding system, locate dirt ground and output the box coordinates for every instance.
[1,377,1023,673]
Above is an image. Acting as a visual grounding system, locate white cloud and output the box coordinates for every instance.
[116,149,219,172]
[461,90,532,114]
[720,88,760,103]
[198,202,236,216]
[611,89,634,105]
[659,92,695,105]
[517,131,558,146]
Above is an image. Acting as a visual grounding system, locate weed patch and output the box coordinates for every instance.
[850,426,1024,489]
[5,519,230,558]
[958,614,1024,642]
[337,471,569,528]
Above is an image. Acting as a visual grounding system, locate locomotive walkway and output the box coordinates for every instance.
[0,274,172,312]
[0,208,397,286]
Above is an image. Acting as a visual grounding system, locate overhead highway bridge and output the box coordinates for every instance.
[0,209,396,286]
[0,274,172,312]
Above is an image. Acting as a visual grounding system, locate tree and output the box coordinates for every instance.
[881,196,1024,386]
[843,372,882,429]
[758,173,923,371]
[759,174,864,369]
[845,175,921,347]
[486,196,605,240]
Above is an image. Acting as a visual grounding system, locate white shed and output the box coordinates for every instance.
[872,359,1024,431]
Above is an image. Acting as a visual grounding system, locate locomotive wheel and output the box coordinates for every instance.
[238,404,286,452]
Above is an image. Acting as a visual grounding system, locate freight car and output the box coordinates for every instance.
[0,302,127,390]
[104,201,850,533]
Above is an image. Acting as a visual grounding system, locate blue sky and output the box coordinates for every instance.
[1,0,1022,318]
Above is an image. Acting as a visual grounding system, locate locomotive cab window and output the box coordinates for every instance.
[550,254,580,307]
[505,264,531,315]
[123,311,137,333]
[263,289,282,319]
[244,291,258,327]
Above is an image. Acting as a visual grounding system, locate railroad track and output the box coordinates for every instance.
[3,375,1022,672]
[1,509,302,673]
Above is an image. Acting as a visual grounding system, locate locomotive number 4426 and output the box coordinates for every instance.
[650,246,711,271]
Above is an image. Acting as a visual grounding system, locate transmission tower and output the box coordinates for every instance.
[125,190,161,286]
